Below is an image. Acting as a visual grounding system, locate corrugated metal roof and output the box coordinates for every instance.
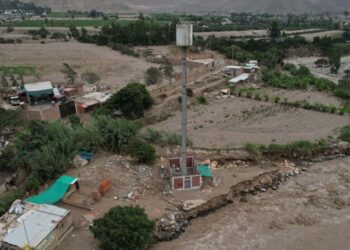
[229,73,249,83]
[24,81,53,92]
[2,204,68,249]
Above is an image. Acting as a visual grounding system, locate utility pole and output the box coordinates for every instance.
[180,47,188,176]
[176,24,193,177]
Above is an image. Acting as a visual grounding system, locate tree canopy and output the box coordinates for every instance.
[103,83,153,119]
[90,205,155,250]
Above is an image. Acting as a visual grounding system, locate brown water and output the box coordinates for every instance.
[155,157,350,250]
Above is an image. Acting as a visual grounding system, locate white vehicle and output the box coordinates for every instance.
[9,96,20,106]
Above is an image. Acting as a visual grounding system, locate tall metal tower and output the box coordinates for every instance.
[176,24,193,176]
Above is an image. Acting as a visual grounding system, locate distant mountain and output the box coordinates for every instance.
[25,0,350,14]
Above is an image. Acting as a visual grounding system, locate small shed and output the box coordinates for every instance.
[24,81,54,105]
[223,66,243,77]
[228,73,249,85]
[197,165,214,186]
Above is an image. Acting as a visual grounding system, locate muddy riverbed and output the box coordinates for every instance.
[154,156,350,250]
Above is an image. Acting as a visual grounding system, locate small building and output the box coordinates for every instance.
[0,200,73,250]
[24,81,54,105]
[75,92,111,115]
[222,66,244,77]
[228,73,250,85]
[166,156,202,190]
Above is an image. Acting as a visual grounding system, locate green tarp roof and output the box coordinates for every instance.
[197,165,213,178]
[26,175,77,205]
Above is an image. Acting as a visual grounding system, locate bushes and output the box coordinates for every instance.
[12,117,139,183]
[127,139,156,164]
[25,174,41,192]
[90,205,155,250]
[92,116,138,152]
[81,71,100,84]
[196,96,207,104]
[0,108,22,131]
[339,126,350,143]
[108,43,139,57]
[262,69,334,91]
[245,140,328,158]
[0,191,22,216]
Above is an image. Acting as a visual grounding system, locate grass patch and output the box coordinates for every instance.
[0,66,36,76]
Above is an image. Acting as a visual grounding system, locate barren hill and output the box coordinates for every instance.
[26,0,350,14]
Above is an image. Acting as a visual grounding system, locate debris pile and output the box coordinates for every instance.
[155,211,188,241]
[201,159,250,171]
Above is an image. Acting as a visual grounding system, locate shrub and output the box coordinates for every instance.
[244,143,260,155]
[90,206,155,250]
[92,116,138,152]
[25,174,41,192]
[81,71,100,84]
[196,96,207,104]
[340,126,350,143]
[0,191,22,216]
[274,96,281,103]
[186,88,194,97]
[145,67,162,86]
[127,139,156,164]
[69,114,82,127]
[0,145,17,171]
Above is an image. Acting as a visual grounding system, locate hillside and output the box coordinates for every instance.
[24,0,350,14]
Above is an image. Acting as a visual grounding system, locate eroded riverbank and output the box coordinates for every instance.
[155,156,350,250]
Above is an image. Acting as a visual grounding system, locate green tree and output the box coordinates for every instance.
[69,24,80,39]
[328,48,341,74]
[145,67,162,86]
[62,63,77,85]
[37,27,50,38]
[127,139,156,164]
[90,206,155,250]
[104,83,153,119]
[269,20,281,39]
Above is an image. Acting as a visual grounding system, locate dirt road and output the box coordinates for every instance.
[155,156,350,250]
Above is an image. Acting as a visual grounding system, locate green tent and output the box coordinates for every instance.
[27,175,77,205]
[197,165,213,178]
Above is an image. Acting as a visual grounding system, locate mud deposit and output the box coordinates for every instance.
[154,156,350,250]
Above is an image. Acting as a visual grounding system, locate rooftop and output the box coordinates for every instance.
[0,200,69,249]
[24,81,53,93]
[229,73,250,83]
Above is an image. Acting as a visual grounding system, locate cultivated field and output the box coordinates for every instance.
[151,96,350,148]
[0,41,156,88]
